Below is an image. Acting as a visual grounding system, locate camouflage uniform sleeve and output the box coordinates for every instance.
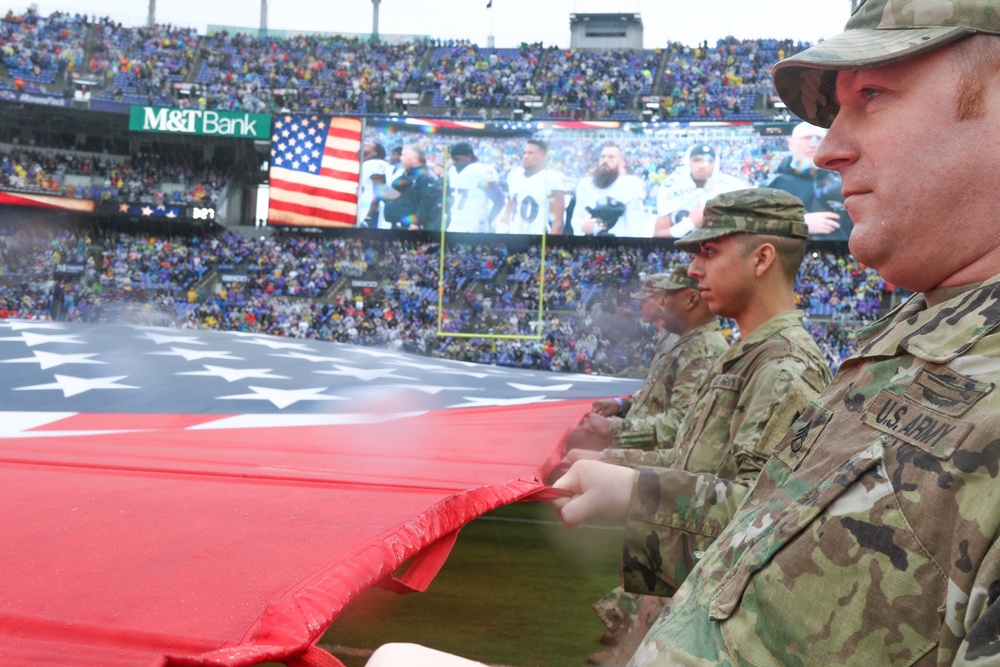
[954,542,1000,665]
[600,447,674,469]
[621,466,749,597]
[728,356,828,484]
[607,348,713,451]
[621,357,828,597]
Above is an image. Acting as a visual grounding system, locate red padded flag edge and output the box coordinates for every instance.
[1,400,590,667]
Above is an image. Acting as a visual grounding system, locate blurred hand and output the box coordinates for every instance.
[804,211,841,235]
[580,412,611,438]
[561,448,601,467]
[552,460,634,529]
[382,189,401,201]
[591,399,620,417]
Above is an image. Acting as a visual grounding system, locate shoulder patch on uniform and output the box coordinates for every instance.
[903,365,993,417]
[711,374,743,392]
[774,401,833,471]
[861,388,972,459]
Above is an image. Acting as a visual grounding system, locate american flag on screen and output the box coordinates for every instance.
[268,115,362,228]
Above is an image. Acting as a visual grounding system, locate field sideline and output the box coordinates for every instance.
[323,502,624,667]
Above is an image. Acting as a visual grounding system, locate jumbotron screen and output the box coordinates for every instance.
[268,116,850,240]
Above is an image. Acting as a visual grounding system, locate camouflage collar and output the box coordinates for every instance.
[676,319,723,346]
[855,274,1000,363]
[719,309,805,367]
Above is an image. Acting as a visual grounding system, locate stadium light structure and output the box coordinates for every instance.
[372,0,381,40]
[261,0,268,33]
[147,0,155,26]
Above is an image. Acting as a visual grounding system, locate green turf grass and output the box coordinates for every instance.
[322,501,624,666]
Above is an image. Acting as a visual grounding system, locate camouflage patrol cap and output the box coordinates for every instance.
[630,266,697,298]
[675,188,807,252]
[772,0,1000,128]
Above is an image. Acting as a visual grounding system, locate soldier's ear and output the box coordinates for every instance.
[753,243,778,278]
[684,289,700,311]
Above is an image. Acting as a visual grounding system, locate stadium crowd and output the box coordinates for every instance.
[91,20,200,107]
[537,49,658,117]
[420,43,545,111]
[0,147,229,205]
[1,10,88,87]
[0,8,808,120]
[1,223,890,375]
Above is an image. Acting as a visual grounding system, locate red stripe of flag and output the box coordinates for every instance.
[325,126,363,142]
[269,178,357,204]
[318,168,360,183]
[269,198,356,224]
[323,146,361,161]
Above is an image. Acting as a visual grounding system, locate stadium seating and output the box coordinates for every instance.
[0,145,229,205]
[0,223,889,376]
[0,9,808,121]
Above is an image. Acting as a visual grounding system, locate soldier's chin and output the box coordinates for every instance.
[846,223,886,273]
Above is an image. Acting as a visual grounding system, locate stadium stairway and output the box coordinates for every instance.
[649,48,670,97]
[191,266,221,300]
[186,35,210,86]
[409,44,440,105]
[319,273,350,303]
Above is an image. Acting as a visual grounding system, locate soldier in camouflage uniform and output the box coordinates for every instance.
[563,265,728,659]
[570,266,728,456]
[566,272,681,453]
[585,190,832,666]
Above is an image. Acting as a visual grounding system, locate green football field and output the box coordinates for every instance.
[321,501,624,667]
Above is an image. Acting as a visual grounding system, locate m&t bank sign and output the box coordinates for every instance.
[129,107,271,138]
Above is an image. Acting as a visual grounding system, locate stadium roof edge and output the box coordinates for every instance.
[205,24,430,43]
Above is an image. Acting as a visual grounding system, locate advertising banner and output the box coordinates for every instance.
[0,90,69,108]
[129,106,271,139]
[0,190,95,212]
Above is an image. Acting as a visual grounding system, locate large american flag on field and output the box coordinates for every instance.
[267,115,362,228]
[0,319,639,421]
[0,319,640,666]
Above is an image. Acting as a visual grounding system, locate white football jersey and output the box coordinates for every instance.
[656,169,748,237]
[357,158,393,228]
[447,162,500,233]
[572,173,646,237]
[505,167,569,235]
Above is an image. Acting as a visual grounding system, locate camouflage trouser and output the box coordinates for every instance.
[593,585,642,634]
[593,586,668,666]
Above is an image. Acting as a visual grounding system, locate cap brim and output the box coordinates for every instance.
[772,26,974,128]
[674,227,732,252]
[630,290,654,299]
